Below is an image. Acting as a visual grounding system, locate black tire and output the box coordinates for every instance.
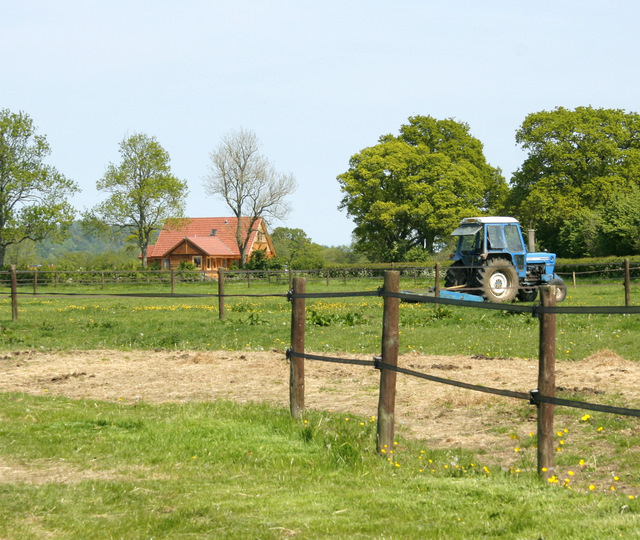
[472,258,518,303]
[549,278,567,303]
[516,287,538,302]
[445,260,467,288]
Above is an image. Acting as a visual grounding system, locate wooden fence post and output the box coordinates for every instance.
[625,258,631,307]
[289,277,306,419]
[537,285,557,479]
[377,270,400,453]
[170,269,175,294]
[218,267,226,321]
[33,268,37,295]
[434,263,441,298]
[11,265,18,322]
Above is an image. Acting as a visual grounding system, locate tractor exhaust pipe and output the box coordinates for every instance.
[527,228,536,252]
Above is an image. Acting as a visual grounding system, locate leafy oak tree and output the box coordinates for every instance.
[204,128,296,267]
[338,116,507,262]
[507,106,640,254]
[0,109,79,266]
[90,133,188,268]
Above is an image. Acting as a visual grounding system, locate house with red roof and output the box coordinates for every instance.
[146,217,275,271]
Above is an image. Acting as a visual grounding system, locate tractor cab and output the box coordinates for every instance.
[451,217,527,275]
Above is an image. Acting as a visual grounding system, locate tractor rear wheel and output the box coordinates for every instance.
[445,260,467,288]
[473,258,518,303]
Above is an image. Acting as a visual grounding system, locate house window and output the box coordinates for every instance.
[193,256,202,268]
[206,258,211,270]
[162,259,170,269]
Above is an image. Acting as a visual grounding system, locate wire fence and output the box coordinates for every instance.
[286,272,640,480]
[3,264,640,478]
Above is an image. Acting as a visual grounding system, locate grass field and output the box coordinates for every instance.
[1,273,640,361]
[1,394,639,539]
[1,275,640,537]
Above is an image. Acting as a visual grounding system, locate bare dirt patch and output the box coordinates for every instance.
[2,347,639,452]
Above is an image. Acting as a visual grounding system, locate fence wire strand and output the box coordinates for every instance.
[287,349,640,419]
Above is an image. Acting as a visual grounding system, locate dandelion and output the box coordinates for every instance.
[589,485,596,491]
[514,447,520,452]
[579,459,585,466]
[483,466,490,474]
[614,476,620,481]
[581,414,591,422]
[629,495,636,500]
[568,471,575,476]
[597,427,604,432]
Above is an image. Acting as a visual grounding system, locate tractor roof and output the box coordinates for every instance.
[459,216,519,225]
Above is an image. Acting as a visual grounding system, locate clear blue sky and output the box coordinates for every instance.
[3,1,639,247]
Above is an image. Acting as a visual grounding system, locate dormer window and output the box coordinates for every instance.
[210,229,217,236]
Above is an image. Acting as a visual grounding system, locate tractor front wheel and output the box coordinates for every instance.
[517,287,538,302]
[548,278,567,303]
[473,258,518,303]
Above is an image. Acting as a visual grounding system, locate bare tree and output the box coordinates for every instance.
[204,128,296,266]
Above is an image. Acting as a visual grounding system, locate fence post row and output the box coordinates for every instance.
[218,267,226,321]
[10,265,18,322]
[289,277,306,419]
[536,285,557,479]
[625,258,631,307]
[377,271,400,453]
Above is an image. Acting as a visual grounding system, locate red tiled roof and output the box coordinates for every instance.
[147,217,263,258]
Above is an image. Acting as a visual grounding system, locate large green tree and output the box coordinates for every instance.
[507,106,640,254]
[90,133,188,268]
[338,116,507,262]
[0,109,79,266]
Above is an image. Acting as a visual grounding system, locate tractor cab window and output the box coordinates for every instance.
[459,231,481,253]
[453,224,482,253]
[486,225,507,250]
[504,224,525,252]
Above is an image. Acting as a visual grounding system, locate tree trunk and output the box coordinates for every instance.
[140,243,147,268]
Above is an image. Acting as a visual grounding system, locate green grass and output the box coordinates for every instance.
[1,277,640,362]
[0,393,639,539]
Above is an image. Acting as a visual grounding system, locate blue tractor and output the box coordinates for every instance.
[445,217,566,303]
